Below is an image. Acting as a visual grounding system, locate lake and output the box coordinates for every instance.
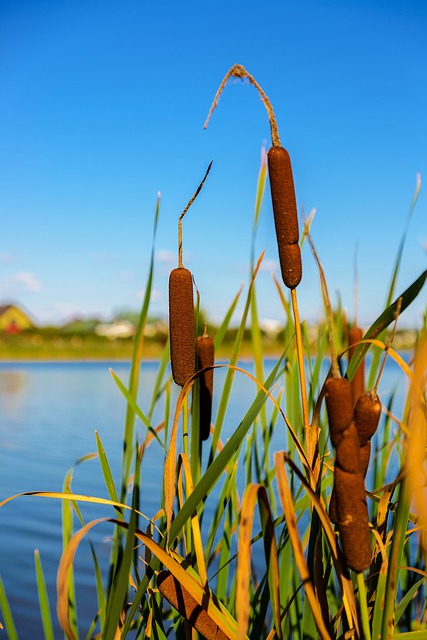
[0,358,407,637]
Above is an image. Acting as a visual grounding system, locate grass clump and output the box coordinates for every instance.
[0,65,426,640]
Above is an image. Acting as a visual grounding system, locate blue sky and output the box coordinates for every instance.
[0,0,426,329]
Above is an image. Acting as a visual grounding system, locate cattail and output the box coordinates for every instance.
[348,325,365,406]
[267,145,302,289]
[354,390,382,477]
[325,376,371,570]
[333,467,371,572]
[197,330,214,441]
[324,377,354,448]
[169,267,195,387]
[157,571,228,640]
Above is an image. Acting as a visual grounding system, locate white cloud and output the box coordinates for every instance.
[156,249,176,264]
[0,252,14,263]
[260,259,279,273]
[0,271,42,294]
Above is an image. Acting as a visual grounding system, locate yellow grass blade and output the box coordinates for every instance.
[274,453,333,640]
[274,451,359,636]
[179,453,208,587]
[236,484,282,640]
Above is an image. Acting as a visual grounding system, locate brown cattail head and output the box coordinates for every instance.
[267,145,299,244]
[197,333,214,441]
[280,243,302,290]
[169,267,195,387]
[354,390,382,445]
[157,571,228,640]
[335,422,362,474]
[325,377,354,448]
[267,145,302,289]
[359,441,371,478]
[348,325,365,406]
[334,467,371,572]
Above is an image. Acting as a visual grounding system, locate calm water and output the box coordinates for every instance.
[0,358,406,638]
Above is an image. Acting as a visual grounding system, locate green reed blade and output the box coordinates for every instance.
[147,337,171,422]
[212,251,265,453]
[104,492,138,640]
[205,460,238,561]
[381,476,412,640]
[95,431,122,519]
[386,174,421,309]
[121,194,160,503]
[34,550,54,640]
[0,574,18,640]
[110,368,150,428]
[88,541,106,634]
[213,285,243,351]
[346,269,427,380]
[394,576,426,626]
[169,352,285,545]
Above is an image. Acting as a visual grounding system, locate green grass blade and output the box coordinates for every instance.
[394,576,426,625]
[346,269,427,380]
[213,284,243,351]
[169,352,286,544]
[212,251,265,453]
[381,477,412,640]
[34,550,54,640]
[147,337,171,422]
[385,173,421,309]
[0,573,18,640]
[110,368,150,428]
[121,194,160,503]
[95,430,122,519]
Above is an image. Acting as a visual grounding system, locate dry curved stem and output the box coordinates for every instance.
[178,161,213,267]
[204,63,281,147]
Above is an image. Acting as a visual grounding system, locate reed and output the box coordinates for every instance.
[0,66,426,640]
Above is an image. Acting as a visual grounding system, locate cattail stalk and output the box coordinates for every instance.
[197,326,215,441]
[169,163,212,387]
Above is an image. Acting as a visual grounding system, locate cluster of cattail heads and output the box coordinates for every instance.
[325,376,372,572]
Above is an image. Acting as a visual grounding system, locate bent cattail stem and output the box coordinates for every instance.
[169,267,195,387]
[204,63,280,146]
[157,571,228,640]
[348,325,365,406]
[197,326,215,441]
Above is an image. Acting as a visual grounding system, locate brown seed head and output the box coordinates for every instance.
[334,467,371,572]
[325,377,354,448]
[335,422,362,474]
[267,145,299,245]
[354,390,382,445]
[169,267,195,387]
[157,571,228,640]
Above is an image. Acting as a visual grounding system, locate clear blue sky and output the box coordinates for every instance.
[1,0,426,329]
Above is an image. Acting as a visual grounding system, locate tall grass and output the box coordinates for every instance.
[1,79,427,640]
